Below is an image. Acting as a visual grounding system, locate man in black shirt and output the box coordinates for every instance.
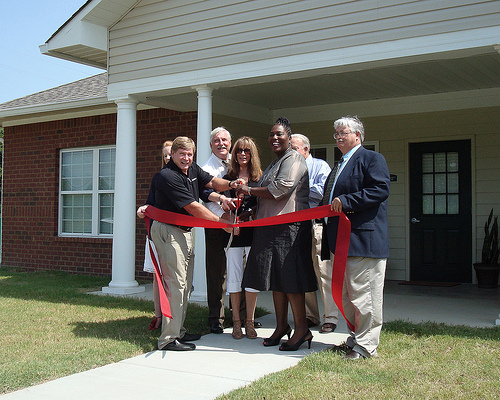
[138,136,239,351]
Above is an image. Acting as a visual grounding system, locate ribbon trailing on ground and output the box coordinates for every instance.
[144,205,353,330]
[146,238,172,319]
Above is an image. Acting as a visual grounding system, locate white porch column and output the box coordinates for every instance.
[102,99,145,295]
[191,86,213,301]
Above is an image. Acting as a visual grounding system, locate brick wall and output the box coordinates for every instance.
[2,108,197,277]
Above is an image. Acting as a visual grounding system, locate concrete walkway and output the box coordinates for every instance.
[2,281,499,399]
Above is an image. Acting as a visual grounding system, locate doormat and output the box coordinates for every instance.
[398,281,460,287]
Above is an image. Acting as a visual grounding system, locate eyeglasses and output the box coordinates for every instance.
[333,131,355,140]
[235,148,251,155]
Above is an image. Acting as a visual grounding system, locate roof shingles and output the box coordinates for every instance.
[0,73,107,110]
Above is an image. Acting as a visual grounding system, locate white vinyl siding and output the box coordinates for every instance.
[108,0,500,84]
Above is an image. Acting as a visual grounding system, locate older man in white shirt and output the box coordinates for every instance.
[202,127,233,333]
[291,133,339,334]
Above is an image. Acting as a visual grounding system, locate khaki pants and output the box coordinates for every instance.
[151,221,194,349]
[305,221,339,325]
[342,256,387,357]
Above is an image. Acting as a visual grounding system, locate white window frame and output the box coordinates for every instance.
[58,145,115,237]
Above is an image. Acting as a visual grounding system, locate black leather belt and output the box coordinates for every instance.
[170,224,192,232]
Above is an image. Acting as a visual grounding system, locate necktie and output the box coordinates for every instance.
[322,156,343,206]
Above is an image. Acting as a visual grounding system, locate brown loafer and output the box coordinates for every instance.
[320,323,337,333]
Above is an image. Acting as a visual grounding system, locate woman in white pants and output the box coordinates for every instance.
[222,137,262,339]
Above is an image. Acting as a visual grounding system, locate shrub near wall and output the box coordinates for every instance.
[2,108,197,277]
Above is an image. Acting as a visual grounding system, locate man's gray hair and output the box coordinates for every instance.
[210,127,232,143]
[290,133,310,150]
[333,116,365,142]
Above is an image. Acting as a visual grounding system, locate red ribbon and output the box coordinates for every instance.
[144,205,354,330]
[146,239,172,319]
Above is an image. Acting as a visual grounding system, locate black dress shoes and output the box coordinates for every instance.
[344,349,366,360]
[328,342,352,354]
[210,322,224,334]
[319,323,337,333]
[279,329,313,351]
[179,333,201,342]
[160,340,195,351]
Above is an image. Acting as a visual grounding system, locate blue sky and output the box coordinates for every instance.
[0,0,102,104]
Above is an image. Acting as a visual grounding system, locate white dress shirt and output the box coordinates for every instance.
[328,144,362,204]
[305,154,331,209]
[202,153,230,217]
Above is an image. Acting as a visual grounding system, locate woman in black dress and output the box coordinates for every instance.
[239,117,317,351]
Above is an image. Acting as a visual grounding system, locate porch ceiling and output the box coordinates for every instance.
[141,51,500,114]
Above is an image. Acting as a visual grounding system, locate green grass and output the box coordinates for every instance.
[2,267,500,399]
[0,267,265,395]
[217,321,500,399]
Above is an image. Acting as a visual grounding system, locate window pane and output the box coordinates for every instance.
[73,207,83,219]
[83,163,93,178]
[83,151,93,164]
[435,195,446,214]
[73,220,83,233]
[435,174,446,194]
[423,195,434,214]
[99,193,114,234]
[61,178,71,191]
[62,152,72,165]
[62,220,72,232]
[447,173,459,193]
[311,147,327,161]
[61,194,92,234]
[99,148,115,190]
[63,207,72,219]
[434,153,446,173]
[422,174,433,194]
[61,165,71,178]
[83,221,92,233]
[61,150,93,192]
[448,195,459,214]
[447,152,458,172]
[72,151,82,165]
[422,153,433,173]
[99,177,114,190]
[73,194,84,206]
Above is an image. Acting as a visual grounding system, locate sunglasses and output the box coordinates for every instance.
[235,148,251,155]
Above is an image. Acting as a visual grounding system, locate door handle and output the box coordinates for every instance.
[411,218,421,224]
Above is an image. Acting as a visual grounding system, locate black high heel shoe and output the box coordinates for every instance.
[263,325,292,347]
[279,329,313,351]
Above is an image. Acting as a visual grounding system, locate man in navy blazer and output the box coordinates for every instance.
[322,116,390,359]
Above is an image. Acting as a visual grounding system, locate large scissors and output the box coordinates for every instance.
[224,194,242,252]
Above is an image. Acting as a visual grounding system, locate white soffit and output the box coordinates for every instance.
[39,0,139,69]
